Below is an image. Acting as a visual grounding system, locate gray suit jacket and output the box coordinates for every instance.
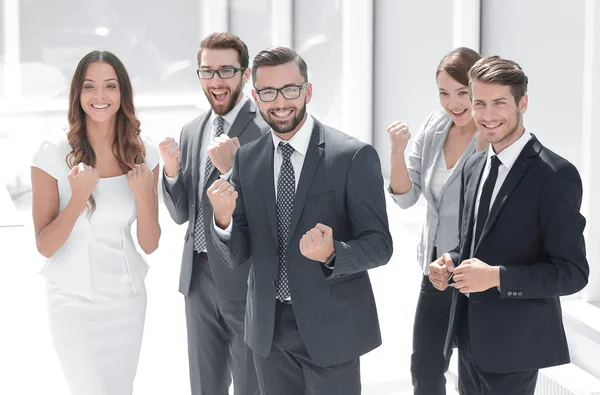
[389,111,476,273]
[211,118,393,367]
[162,100,269,298]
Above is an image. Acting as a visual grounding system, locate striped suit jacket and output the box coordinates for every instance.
[211,117,393,367]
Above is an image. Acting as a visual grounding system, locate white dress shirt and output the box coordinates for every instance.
[214,113,314,235]
[471,129,533,255]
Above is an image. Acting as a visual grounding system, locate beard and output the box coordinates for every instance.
[204,78,244,116]
[261,99,307,135]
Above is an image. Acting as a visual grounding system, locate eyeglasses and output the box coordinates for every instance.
[197,67,245,79]
[254,82,309,102]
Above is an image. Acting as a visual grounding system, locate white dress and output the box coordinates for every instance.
[32,134,159,395]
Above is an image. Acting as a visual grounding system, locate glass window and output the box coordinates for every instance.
[18,0,203,101]
[294,0,342,130]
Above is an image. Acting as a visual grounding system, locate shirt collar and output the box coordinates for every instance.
[487,129,532,169]
[209,95,248,131]
[271,113,314,157]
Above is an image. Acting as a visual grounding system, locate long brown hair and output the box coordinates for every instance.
[66,50,145,211]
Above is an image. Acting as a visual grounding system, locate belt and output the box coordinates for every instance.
[277,299,292,305]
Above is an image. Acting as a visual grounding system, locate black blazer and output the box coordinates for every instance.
[162,100,269,299]
[211,118,393,367]
[445,135,589,373]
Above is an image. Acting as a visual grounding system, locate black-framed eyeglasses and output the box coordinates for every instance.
[254,82,309,102]
[197,67,245,79]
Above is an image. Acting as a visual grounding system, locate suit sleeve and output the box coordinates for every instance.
[388,111,434,209]
[447,166,466,266]
[328,144,393,279]
[499,163,589,298]
[162,126,189,225]
[210,149,251,268]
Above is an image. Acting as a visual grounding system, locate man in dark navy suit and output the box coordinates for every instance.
[429,56,589,395]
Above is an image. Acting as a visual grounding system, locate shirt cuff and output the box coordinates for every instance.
[220,169,233,181]
[164,172,179,186]
[213,216,232,241]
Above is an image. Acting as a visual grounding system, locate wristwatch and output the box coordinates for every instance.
[323,252,336,270]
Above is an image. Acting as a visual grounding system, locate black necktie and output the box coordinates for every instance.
[276,142,296,301]
[474,155,501,245]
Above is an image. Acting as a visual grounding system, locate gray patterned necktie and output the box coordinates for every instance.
[276,142,296,300]
[193,116,225,252]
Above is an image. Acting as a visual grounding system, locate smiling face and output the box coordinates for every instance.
[79,61,121,125]
[251,61,312,138]
[199,48,250,115]
[470,80,528,152]
[437,70,473,127]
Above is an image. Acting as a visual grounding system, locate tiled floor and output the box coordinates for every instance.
[0,195,457,394]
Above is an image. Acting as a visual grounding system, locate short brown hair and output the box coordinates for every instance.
[197,32,249,69]
[468,56,528,104]
[252,46,308,84]
[436,47,481,86]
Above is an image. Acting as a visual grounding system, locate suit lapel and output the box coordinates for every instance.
[474,136,540,252]
[462,152,487,258]
[192,113,211,202]
[256,135,279,244]
[286,120,325,249]
[423,118,451,206]
[203,100,257,191]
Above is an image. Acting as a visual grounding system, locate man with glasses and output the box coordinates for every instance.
[207,46,393,395]
[159,32,267,395]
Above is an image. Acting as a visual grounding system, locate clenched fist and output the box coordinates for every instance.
[428,253,455,291]
[387,121,411,155]
[159,137,181,178]
[208,135,240,174]
[68,163,99,203]
[207,178,238,229]
[127,163,154,199]
[299,223,335,263]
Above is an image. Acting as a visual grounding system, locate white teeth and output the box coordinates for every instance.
[483,123,501,128]
[92,104,109,109]
[452,110,466,115]
[273,110,292,117]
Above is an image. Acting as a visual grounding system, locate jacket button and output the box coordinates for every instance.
[274,248,279,256]
[272,280,276,287]
[518,292,523,296]
[507,291,513,296]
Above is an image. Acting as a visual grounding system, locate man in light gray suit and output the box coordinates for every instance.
[159,33,267,395]
[207,46,393,395]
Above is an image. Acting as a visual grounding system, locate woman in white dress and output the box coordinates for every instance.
[30,50,161,395]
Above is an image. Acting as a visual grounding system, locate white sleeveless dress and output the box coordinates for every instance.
[32,134,159,395]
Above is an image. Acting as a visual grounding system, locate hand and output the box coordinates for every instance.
[208,136,240,174]
[299,223,335,263]
[159,137,181,178]
[127,163,154,199]
[207,178,238,229]
[387,121,411,155]
[452,258,500,294]
[428,253,455,291]
[68,163,99,203]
